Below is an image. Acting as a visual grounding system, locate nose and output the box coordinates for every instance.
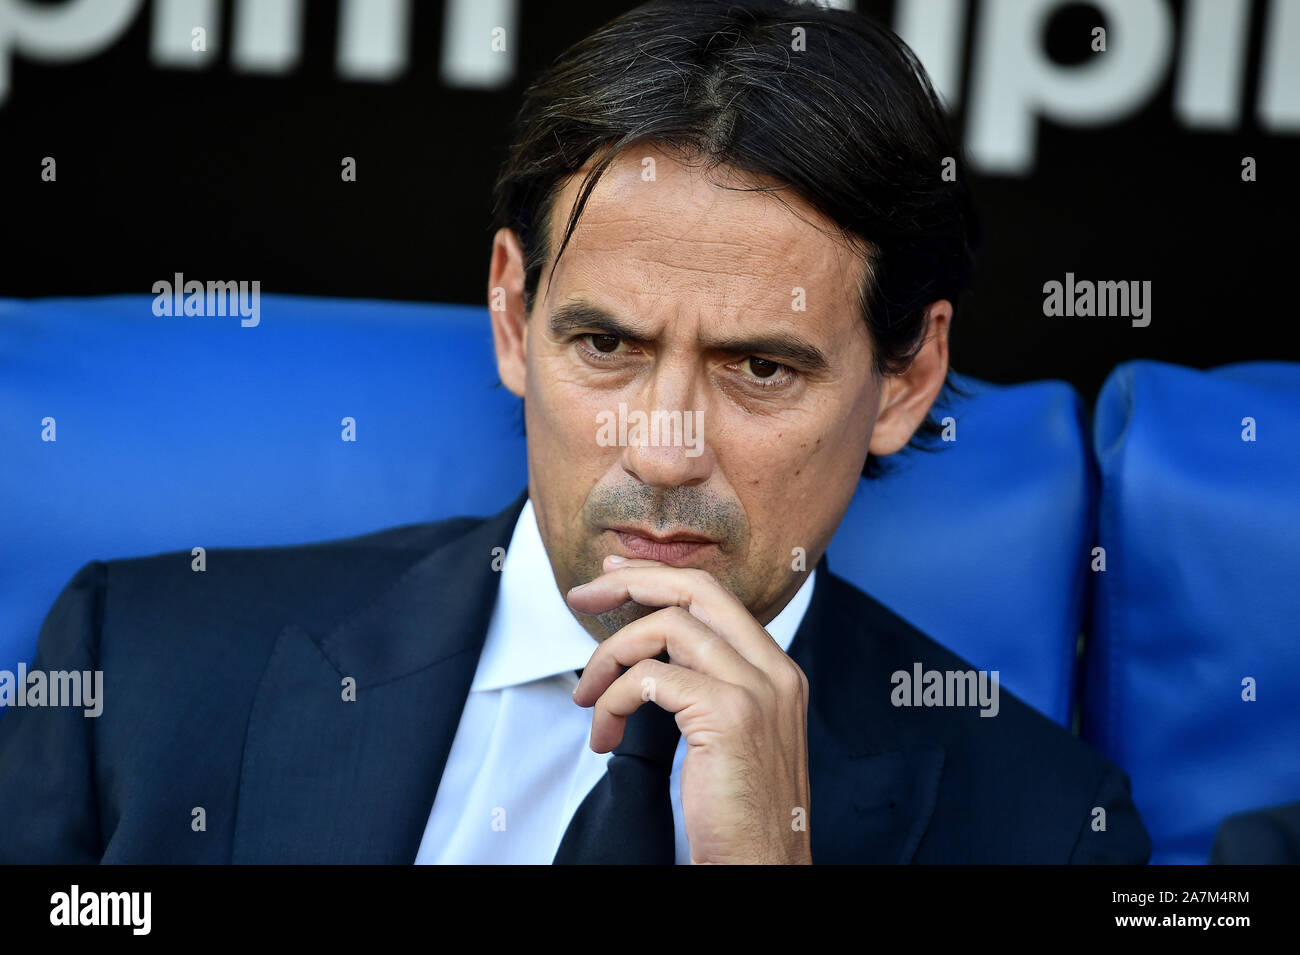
[616,376,713,489]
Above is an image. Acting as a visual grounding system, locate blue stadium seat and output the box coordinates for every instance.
[828,376,1094,726]
[1,295,1089,735]
[1085,360,1300,864]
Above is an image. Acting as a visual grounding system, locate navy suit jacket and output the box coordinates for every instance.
[1210,801,1300,864]
[0,490,1150,863]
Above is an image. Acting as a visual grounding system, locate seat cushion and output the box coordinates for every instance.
[1085,359,1300,863]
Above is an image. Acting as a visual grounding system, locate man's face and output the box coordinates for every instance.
[494,146,886,638]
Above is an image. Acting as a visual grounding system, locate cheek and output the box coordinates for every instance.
[825,385,878,467]
[722,384,875,484]
[525,351,617,467]
[717,386,876,548]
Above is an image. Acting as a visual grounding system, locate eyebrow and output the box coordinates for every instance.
[547,300,831,373]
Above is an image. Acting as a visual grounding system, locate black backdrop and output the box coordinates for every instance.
[3,0,1297,399]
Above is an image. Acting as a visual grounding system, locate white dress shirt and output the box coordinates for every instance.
[415,497,816,864]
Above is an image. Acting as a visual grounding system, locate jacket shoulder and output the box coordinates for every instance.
[99,514,490,638]
[822,571,1148,863]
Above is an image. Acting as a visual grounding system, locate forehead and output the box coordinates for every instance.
[541,146,868,325]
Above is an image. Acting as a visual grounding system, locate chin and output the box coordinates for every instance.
[594,600,658,637]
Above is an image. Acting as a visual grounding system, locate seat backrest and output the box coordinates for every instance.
[828,375,1094,726]
[1,295,1091,729]
[1085,360,1300,863]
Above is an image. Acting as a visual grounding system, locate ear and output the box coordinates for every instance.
[868,299,952,456]
[487,227,530,398]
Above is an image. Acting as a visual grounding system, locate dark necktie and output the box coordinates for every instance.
[553,667,682,865]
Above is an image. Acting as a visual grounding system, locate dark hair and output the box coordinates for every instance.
[491,0,981,477]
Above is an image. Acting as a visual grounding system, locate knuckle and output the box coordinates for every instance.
[692,628,726,667]
[627,658,661,685]
[780,662,809,698]
[688,567,717,588]
[661,605,693,626]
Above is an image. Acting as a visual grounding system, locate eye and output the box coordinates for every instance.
[734,356,795,389]
[575,333,635,364]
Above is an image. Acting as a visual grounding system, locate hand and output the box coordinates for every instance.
[567,555,813,865]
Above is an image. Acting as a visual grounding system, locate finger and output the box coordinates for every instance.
[588,658,720,752]
[573,604,759,706]
[602,554,664,571]
[567,565,785,669]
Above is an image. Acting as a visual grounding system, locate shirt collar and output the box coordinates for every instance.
[471,497,817,692]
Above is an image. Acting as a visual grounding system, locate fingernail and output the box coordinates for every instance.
[606,554,627,565]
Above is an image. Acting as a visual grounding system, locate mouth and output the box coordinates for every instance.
[606,526,718,566]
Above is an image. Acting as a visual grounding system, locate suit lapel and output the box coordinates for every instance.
[232,491,528,863]
[789,560,945,863]
[230,497,941,864]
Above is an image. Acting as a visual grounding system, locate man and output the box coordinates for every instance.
[0,0,1149,864]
